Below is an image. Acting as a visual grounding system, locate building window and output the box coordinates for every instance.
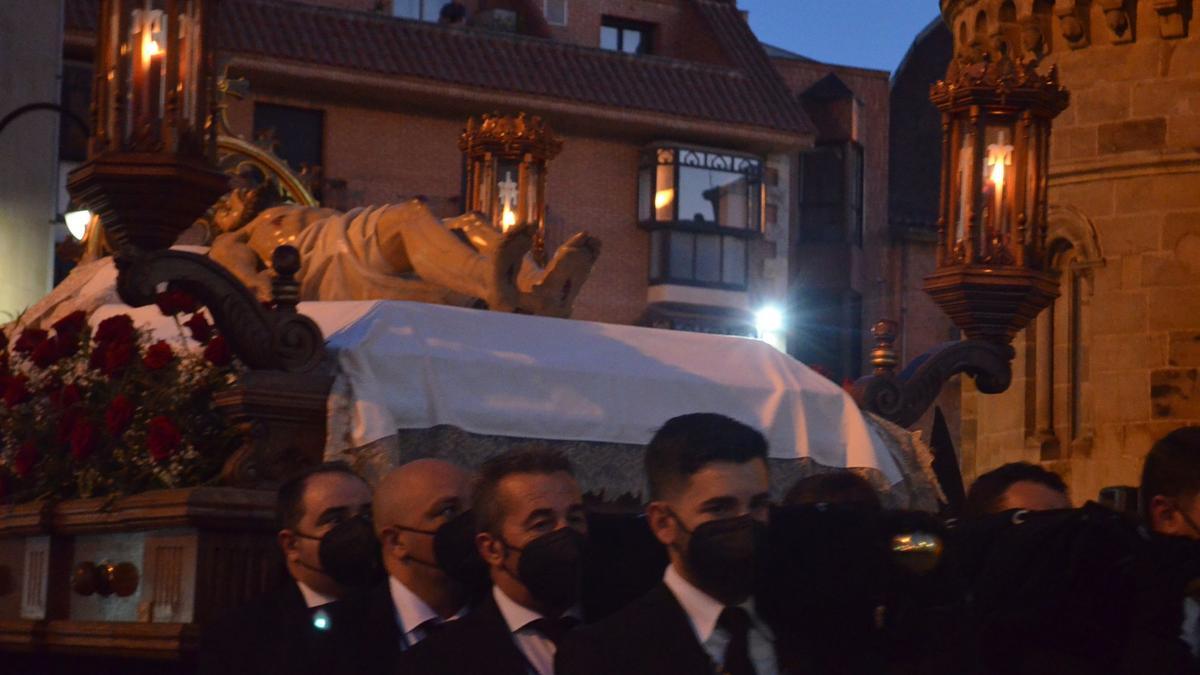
[639,147,763,290]
[394,0,448,22]
[1031,240,1089,459]
[544,0,567,26]
[789,289,863,384]
[253,103,324,178]
[601,17,653,55]
[799,142,864,246]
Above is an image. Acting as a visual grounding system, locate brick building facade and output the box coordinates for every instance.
[64,0,812,335]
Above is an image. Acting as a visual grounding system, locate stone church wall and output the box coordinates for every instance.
[943,0,1200,502]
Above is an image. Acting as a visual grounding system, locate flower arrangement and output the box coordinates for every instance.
[0,291,242,503]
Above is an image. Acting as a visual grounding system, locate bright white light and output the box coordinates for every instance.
[755,306,785,335]
[65,210,92,241]
[312,610,330,631]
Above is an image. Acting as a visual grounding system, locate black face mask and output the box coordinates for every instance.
[675,513,767,605]
[297,515,386,589]
[395,509,490,591]
[504,527,587,613]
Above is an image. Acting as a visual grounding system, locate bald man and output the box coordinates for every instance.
[326,459,474,675]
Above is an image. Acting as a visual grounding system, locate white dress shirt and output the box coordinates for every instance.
[493,585,581,675]
[662,564,779,675]
[296,580,337,608]
[389,575,466,648]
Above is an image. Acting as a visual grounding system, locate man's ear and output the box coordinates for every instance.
[645,501,678,547]
[379,527,405,561]
[1149,495,1184,536]
[278,529,300,562]
[476,531,505,567]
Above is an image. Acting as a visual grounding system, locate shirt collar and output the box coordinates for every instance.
[493,584,544,634]
[662,564,772,643]
[491,585,582,633]
[296,580,338,609]
[389,575,442,636]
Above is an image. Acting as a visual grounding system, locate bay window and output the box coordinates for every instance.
[639,147,763,290]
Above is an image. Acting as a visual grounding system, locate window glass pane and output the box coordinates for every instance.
[650,229,665,279]
[393,0,420,18]
[695,234,720,283]
[669,231,694,279]
[655,163,675,221]
[621,28,642,54]
[601,25,619,51]
[679,166,746,227]
[722,236,746,286]
[545,0,567,25]
[638,167,652,222]
[253,103,323,175]
[422,0,444,20]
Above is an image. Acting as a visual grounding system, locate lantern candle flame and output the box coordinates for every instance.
[654,188,674,210]
[501,203,516,231]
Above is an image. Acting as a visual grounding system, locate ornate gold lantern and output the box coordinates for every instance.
[68,0,228,253]
[924,55,1070,344]
[459,113,563,263]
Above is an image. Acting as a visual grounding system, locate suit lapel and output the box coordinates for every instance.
[646,584,723,674]
[472,596,537,675]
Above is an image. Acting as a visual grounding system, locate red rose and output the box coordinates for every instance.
[14,328,48,354]
[51,383,83,410]
[93,315,135,344]
[147,416,181,462]
[204,335,232,366]
[51,311,88,340]
[105,394,135,436]
[69,419,99,461]
[102,339,134,377]
[183,313,213,345]
[88,342,107,371]
[142,340,174,370]
[30,337,62,368]
[3,375,30,408]
[155,289,199,316]
[12,441,37,477]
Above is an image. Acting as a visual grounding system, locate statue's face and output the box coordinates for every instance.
[212,187,258,232]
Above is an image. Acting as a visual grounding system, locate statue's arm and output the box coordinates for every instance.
[209,232,273,301]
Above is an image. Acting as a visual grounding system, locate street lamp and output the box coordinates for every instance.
[853,52,1069,428]
[459,113,563,265]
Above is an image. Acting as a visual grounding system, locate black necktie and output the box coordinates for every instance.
[528,615,580,646]
[717,606,756,675]
[414,617,444,637]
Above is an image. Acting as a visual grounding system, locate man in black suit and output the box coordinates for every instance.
[325,458,474,675]
[404,446,588,675]
[556,413,779,675]
[197,461,373,675]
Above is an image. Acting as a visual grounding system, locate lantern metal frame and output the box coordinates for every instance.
[459,113,563,265]
[853,53,1070,427]
[68,0,229,254]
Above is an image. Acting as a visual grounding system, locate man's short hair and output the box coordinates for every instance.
[1140,426,1200,516]
[473,445,575,535]
[644,413,768,501]
[783,471,881,511]
[276,461,363,531]
[962,461,1068,518]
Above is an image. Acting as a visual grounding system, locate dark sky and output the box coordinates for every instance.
[738,0,941,74]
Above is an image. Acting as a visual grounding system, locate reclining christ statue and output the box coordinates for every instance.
[206,185,601,318]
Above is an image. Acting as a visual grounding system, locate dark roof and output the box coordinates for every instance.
[803,73,855,100]
[65,0,812,137]
[760,42,817,63]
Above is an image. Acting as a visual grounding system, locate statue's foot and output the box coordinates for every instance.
[487,223,535,312]
[520,232,601,317]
